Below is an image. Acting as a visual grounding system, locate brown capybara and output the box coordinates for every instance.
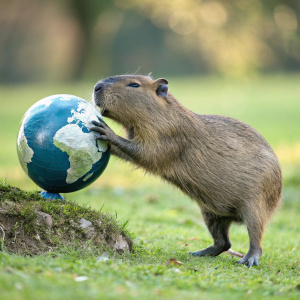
[90,75,282,267]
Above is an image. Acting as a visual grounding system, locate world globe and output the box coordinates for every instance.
[17,94,110,199]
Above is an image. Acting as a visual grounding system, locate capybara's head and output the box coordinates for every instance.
[93,75,169,124]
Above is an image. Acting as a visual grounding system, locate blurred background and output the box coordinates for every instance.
[1,0,300,82]
[0,0,300,191]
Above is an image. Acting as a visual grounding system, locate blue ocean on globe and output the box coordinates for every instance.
[17,94,110,194]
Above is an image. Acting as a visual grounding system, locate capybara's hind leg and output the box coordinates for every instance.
[190,212,232,257]
[237,212,264,268]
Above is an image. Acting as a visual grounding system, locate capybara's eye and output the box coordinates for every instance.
[127,83,140,88]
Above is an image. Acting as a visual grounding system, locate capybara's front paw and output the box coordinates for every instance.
[90,120,116,142]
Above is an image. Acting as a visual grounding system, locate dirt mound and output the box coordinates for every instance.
[0,183,132,255]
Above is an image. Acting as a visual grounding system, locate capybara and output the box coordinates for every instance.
[90,75,282,267]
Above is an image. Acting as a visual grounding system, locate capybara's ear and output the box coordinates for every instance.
[155,78,169,98]
[155,78,168,85]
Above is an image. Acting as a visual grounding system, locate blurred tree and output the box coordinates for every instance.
[0,0,117,82]
[66,0,112,79]
[0,0,82,82]
[110,11,207,76]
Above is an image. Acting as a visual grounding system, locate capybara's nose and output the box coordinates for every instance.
[94,82,104,93]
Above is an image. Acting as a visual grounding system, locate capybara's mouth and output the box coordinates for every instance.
[92,93,106,114]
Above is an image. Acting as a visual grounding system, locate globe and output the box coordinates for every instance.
[17,94,110,199]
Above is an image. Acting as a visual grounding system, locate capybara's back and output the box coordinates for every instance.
[167,113,282,218]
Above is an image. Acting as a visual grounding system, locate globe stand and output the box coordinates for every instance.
[40,191,65,201]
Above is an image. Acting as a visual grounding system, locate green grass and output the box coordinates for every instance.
[0,184,299,299]
[0,74,300,299]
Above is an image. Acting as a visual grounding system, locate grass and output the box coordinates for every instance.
[0,74,300,299]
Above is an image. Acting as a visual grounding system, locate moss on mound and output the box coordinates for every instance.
[0,182,132,255]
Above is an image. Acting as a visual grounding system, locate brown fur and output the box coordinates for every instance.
[91,75,282,267]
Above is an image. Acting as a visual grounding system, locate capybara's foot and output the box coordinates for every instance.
[236,248,262,268]
[189,245,229,257]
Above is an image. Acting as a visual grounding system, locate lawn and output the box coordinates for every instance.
[0,74,299,299]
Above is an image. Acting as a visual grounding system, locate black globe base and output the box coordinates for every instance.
[40,191,65,201]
